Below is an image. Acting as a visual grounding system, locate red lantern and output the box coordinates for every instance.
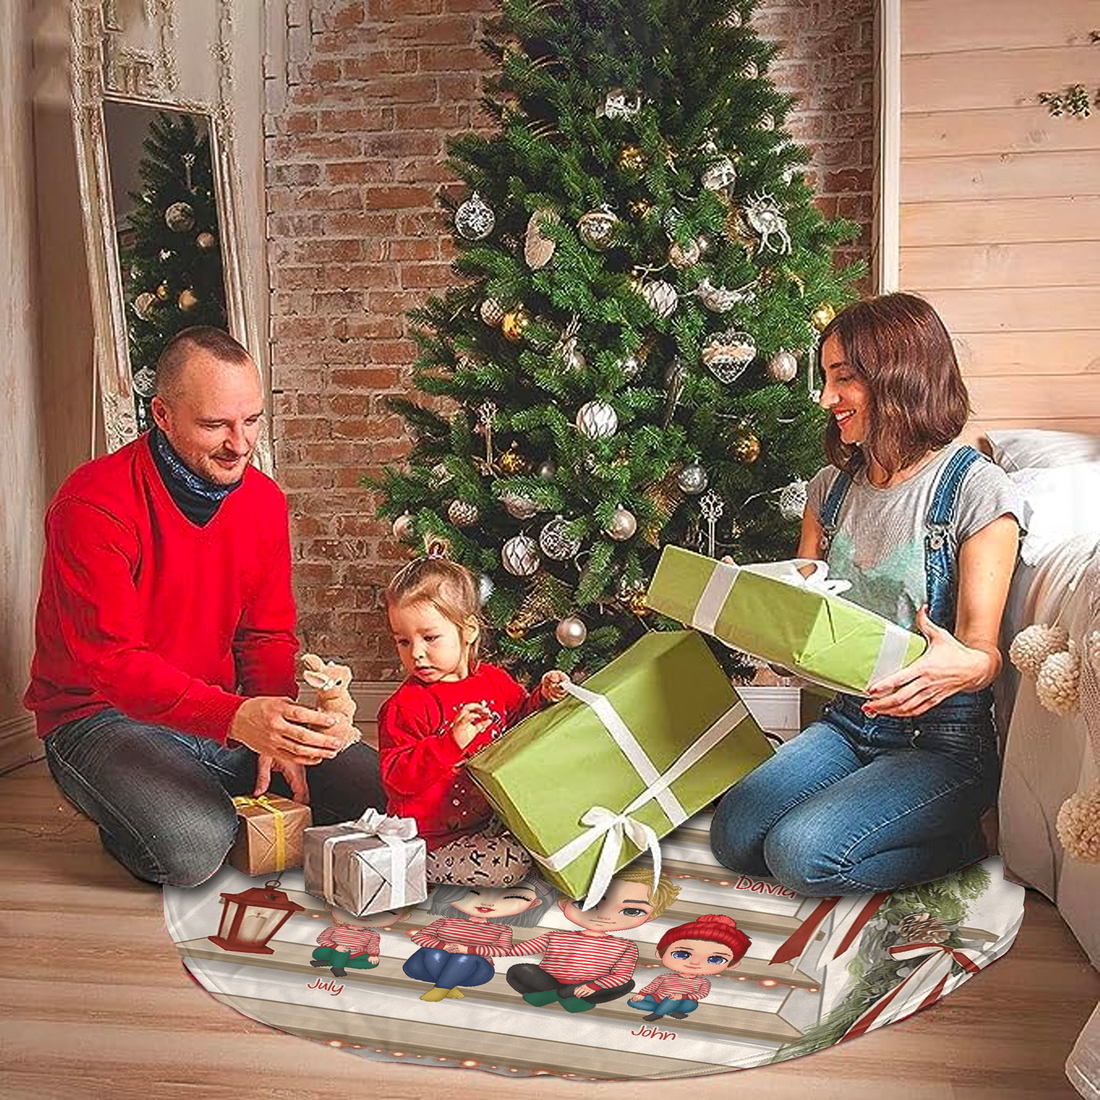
[208,879,304,954]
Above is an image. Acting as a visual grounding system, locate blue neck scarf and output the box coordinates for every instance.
[150,427,241,525]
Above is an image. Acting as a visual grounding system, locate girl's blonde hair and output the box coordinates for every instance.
[384,551,484,671]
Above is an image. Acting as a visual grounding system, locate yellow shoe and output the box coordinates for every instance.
[445,988,465,999]
[420,986,448,1002]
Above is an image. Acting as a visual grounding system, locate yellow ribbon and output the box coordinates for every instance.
[233,795,287,872]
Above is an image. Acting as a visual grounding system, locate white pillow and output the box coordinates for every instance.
[1009,462,1100,565]
[986,428,1100,472]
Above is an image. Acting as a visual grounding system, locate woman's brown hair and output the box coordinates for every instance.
[819,292,971,478]
[383,552,484,671]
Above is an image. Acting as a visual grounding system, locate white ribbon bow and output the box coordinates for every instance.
[742,557,853,596]
[532,681,746,910]
[322,808,417,911]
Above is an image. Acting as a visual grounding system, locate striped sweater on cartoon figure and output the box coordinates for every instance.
[501,867,681,1014]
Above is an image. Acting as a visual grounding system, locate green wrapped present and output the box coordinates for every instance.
[467,630,772,903]
[648,546,927,697]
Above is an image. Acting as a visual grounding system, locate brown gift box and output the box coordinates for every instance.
[227,795,312,876]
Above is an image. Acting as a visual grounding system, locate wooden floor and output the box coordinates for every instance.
[2,757,1097,1100]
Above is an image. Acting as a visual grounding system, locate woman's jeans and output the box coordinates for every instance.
[403,947,496,990]
[44,707,385,888]
[710,692,1000,896]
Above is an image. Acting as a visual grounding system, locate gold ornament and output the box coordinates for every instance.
[164,201,195,232]
[498,441,530,475]
[156,282,170,301]
[668,238,702,269]
[196,231,217,250]
[732,427,761,465]
[501,307,530,342]
[133,292,157,321]
[505,620,527,640]
[178,288,199,312]
[812,303,837,332]
[628,590,650,616]
[628,198,653,219]
[619,144,646,172]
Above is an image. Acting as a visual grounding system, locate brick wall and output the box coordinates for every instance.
[265,0,874,682]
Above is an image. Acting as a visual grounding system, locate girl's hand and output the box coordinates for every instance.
[442,942,467,952]
[863,605,992,718]
[368,955,380,965]
[541,669,572,703]
[629,995,645,1003]
[451,702,494,748]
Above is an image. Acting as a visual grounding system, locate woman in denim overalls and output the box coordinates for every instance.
[710,294,1023,896]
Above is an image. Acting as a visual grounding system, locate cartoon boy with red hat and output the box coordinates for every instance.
[628,913,750,1022]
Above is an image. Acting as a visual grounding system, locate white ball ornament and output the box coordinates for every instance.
[454,191,495,240]
[640,279,679,319]
[555,616,588,648]
[501,534,540,576]
[536,460,557,481]
[606,506,637,540]
[767,349,799,383]
[677,463,709,495]
[539,516,581,560]
[1009,623,1069,679]
[575,400,618,440]
[477,574,495,605]
[1036,643,1080,716]
[392,513,414,541]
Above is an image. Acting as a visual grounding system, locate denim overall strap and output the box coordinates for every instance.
[923,446,987,631]
[818,469,854,555]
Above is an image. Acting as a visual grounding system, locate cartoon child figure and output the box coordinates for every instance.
[311,903,414,978]
[628,913,750,1022]
[403,877,557,1002]
[502,866,681,1013]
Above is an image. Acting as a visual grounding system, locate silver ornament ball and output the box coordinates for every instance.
[392,513,414,541]
[477,574,494,606]
[502,534,540,576]
[575,400,618,440]
[165,201,195,232]
[606,506,637,541]
[131,366,158,398]
[501,491,538,520]
[539,516,581,560]
[536,460,557,481]
[555,616,588,648]
[677,463,709,495]
[454,191,496,241]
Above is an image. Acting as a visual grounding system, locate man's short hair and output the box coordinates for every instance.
[154,327,253,400]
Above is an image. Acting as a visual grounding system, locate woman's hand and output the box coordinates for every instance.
[450,702,494,749]
[862,605,994,717]
[541,669,572,703]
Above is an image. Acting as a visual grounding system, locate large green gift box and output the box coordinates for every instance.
[467,630,773,901]
[648,546,927,697]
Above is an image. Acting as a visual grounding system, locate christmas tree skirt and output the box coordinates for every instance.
[164,814,1024,1082]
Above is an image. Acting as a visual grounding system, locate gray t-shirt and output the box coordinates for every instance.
[805,443,1026,630]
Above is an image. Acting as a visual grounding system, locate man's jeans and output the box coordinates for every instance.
[710,692,1000,896]
[45,708,385,887]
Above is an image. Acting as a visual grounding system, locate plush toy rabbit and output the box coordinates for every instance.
[302,653,360,749]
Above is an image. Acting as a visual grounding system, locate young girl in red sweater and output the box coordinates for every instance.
[378,550,569,887]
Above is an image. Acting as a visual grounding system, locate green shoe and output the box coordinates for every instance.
[559,995,597,1013]
[522,990,560,1007]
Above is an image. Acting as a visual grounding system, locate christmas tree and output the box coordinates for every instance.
[120,111,228,430]
[373,0,862,680]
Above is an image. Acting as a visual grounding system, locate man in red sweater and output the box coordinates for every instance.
[25,327,383,887]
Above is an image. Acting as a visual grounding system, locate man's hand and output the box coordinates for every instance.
[229,696,344,768]
[540,669,571,703]
[254,754,310,804]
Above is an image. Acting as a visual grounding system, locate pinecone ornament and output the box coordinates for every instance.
[896,913,950,945]
[1009,623,1069,679]
[1036,642,1081,716]
[1057,785,1100,863]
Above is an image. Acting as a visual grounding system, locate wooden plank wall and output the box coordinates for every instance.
[898,0,1100,438]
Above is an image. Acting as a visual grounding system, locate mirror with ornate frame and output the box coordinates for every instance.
[70,0,271,470]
